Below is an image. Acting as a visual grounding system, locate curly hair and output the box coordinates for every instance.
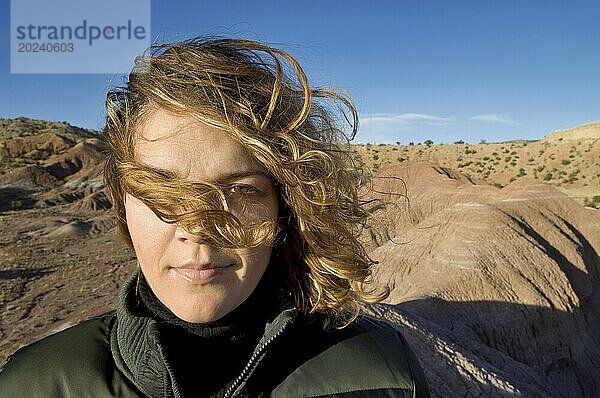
[103,37,389,328]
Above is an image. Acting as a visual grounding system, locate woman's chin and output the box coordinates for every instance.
[169,300,232,323]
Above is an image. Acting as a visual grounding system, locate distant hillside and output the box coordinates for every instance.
[543,121,600,142]
[352,121,600,207]
[0,117,99,141]
[0,117,107,211]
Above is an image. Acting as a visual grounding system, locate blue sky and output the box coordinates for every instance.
[1,0,599,144]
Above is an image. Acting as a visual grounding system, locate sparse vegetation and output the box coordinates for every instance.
[351,129,597,208]
[584,196,600,209]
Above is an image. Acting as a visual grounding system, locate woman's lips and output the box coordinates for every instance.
[171,265,232,284]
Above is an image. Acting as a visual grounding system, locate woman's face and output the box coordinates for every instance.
[124,108,279,323]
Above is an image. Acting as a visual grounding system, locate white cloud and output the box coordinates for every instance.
[469,114,520,125]
[361,112,453,124]
[355,112,454,144]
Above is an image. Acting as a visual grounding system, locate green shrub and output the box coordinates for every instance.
[562,159,571,165]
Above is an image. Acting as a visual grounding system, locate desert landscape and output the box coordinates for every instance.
[0,117,599,397]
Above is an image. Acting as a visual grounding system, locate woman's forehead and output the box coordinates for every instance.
[133,108,267,181]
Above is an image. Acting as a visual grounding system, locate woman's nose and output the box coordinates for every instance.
[174,224,202,243]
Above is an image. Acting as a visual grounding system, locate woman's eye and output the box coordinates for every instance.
[228,185,260,195]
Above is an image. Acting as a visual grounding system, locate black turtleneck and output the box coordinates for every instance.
[137,262,294,398]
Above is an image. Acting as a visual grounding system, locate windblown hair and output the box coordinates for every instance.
[103,37,389,328]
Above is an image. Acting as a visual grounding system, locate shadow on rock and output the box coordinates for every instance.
[0,187,36,211]
[367,299,600,398]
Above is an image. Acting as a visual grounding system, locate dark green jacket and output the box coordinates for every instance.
[0,272,430,397]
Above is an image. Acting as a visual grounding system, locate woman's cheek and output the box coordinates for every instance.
[125,195,174,264]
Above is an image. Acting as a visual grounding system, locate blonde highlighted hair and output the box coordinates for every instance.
[103,37,388,328]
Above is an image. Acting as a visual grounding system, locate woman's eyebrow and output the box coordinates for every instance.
[143,165,178,179]
[213,170,272,184]
[142,164,270,183]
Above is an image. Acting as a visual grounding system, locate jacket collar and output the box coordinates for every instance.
[110,269,170,397]
[110,268,298,398]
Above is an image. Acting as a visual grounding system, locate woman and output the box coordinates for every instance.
[0,37,429,397]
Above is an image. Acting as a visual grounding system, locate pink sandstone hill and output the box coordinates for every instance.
[1,117,599,397]
[0,117,109,211]
[360,162,600,397]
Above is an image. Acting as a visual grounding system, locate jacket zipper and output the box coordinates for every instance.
[156,342,182,398]
[224,323,290,398]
